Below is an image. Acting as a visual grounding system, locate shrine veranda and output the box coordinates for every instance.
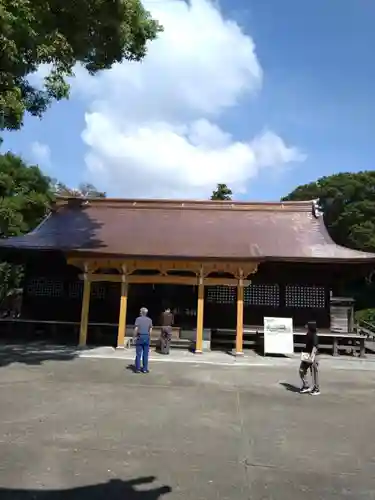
[1,197,374,352]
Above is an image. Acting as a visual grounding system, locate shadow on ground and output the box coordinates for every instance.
[0,342,95,368]
[279,382,301,393]
[0,477,171,500]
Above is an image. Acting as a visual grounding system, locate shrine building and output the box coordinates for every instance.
[0,197,375,354]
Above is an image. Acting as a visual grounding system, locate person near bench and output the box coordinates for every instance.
[134,307,153,373]
[159,307,174,355]
[299,321,320,395]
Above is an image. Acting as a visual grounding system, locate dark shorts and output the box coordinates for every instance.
[299,361,311,372]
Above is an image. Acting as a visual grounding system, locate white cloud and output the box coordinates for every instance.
[27,63,53,89]
[30,141,51,167]
[73,0,305,198]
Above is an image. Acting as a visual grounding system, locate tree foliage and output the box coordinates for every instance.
[0,0,162,130]
[0,153,106,300]
[0,154,105,240]
[354,308,375,326]
[282,172,375,253]
[0,152,53,237]
[51,180,106,198]
[0,152,53,301]
[211,183,233,201]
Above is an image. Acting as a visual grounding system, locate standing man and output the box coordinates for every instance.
[299,321,320,395]
[134,307,153,373]
[160,307,174,355]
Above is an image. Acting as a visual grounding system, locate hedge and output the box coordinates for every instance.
[355,308,375,325]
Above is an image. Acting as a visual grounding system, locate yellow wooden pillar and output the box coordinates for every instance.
[117,276,128,348]
[235,272,244,356]
[79,276,91,347]
[195,270,204,353]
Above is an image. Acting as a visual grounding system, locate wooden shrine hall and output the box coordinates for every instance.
[1,197,375,355]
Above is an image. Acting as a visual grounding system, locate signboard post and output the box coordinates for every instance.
[264,317,294,355]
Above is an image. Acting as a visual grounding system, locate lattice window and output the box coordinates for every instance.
[207,286,236,304]
[285,285,326,308]
[68,281,106,299]
[68,281,83,298]
[92,283,106,299]
[27,278,63,297]
[244,284,280,307]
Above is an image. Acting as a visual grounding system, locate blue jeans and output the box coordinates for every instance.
[135,337,150,371]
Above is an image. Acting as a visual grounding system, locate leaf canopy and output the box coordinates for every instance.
[0,152,52,237]
[0,0,162,130]
[211,183,233,201]
[282,172,375,252]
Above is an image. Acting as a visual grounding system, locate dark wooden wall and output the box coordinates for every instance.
[21,256,352,329]
[205,262,331,329]
[22,270,121,325]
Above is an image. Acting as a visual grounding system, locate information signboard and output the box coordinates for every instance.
[264,317,294,355]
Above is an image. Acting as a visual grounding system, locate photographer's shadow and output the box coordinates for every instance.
[0,476,172,500]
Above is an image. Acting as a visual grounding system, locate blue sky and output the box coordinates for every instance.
[2,0,375,201]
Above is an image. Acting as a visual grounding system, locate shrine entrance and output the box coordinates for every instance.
[127,284,198,329]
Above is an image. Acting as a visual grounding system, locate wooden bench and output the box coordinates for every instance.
[0,319,124,346]
[210,328,258,350]
[211,327,367,358]
[0,320,183,345]
[149,326,181,340]
[291,333,366,357]
[123,325,186,350]
[0,318,79,338]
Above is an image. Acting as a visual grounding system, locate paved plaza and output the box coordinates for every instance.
[0,353,374,499]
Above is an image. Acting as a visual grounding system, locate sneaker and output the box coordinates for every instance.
[310,388,320,396]
[141,369,150,374]
[300,386,311,394]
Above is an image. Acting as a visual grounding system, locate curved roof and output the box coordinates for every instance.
[1,197,375,262]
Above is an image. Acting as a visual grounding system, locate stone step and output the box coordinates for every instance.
[149,338,192,349]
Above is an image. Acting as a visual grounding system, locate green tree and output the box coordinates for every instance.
[51,180,106,198]
[0,0,162,131]
[211,183,233,201]
[0,152,53,301]
[0,153,53,237]
[282,172,375,252]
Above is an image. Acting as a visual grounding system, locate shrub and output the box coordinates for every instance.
[355,308,375,325]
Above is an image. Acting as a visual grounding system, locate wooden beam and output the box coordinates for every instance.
[79,273,250,286]
[79,278,91,347]
[79,273,123,283]
[67,255,261,278]
[235,273,244,356]
[128,275,196,285]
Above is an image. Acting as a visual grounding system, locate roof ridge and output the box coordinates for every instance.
[55,197,315,212]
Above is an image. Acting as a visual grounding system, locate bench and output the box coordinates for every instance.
[0,318,80,338]
[0,319,129,346]
[210,328,258,351]
[123,326,191,350]
[0,319,183,345]
[149,326,181,340]
[292,332,367,358]
[211,327,367,357]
